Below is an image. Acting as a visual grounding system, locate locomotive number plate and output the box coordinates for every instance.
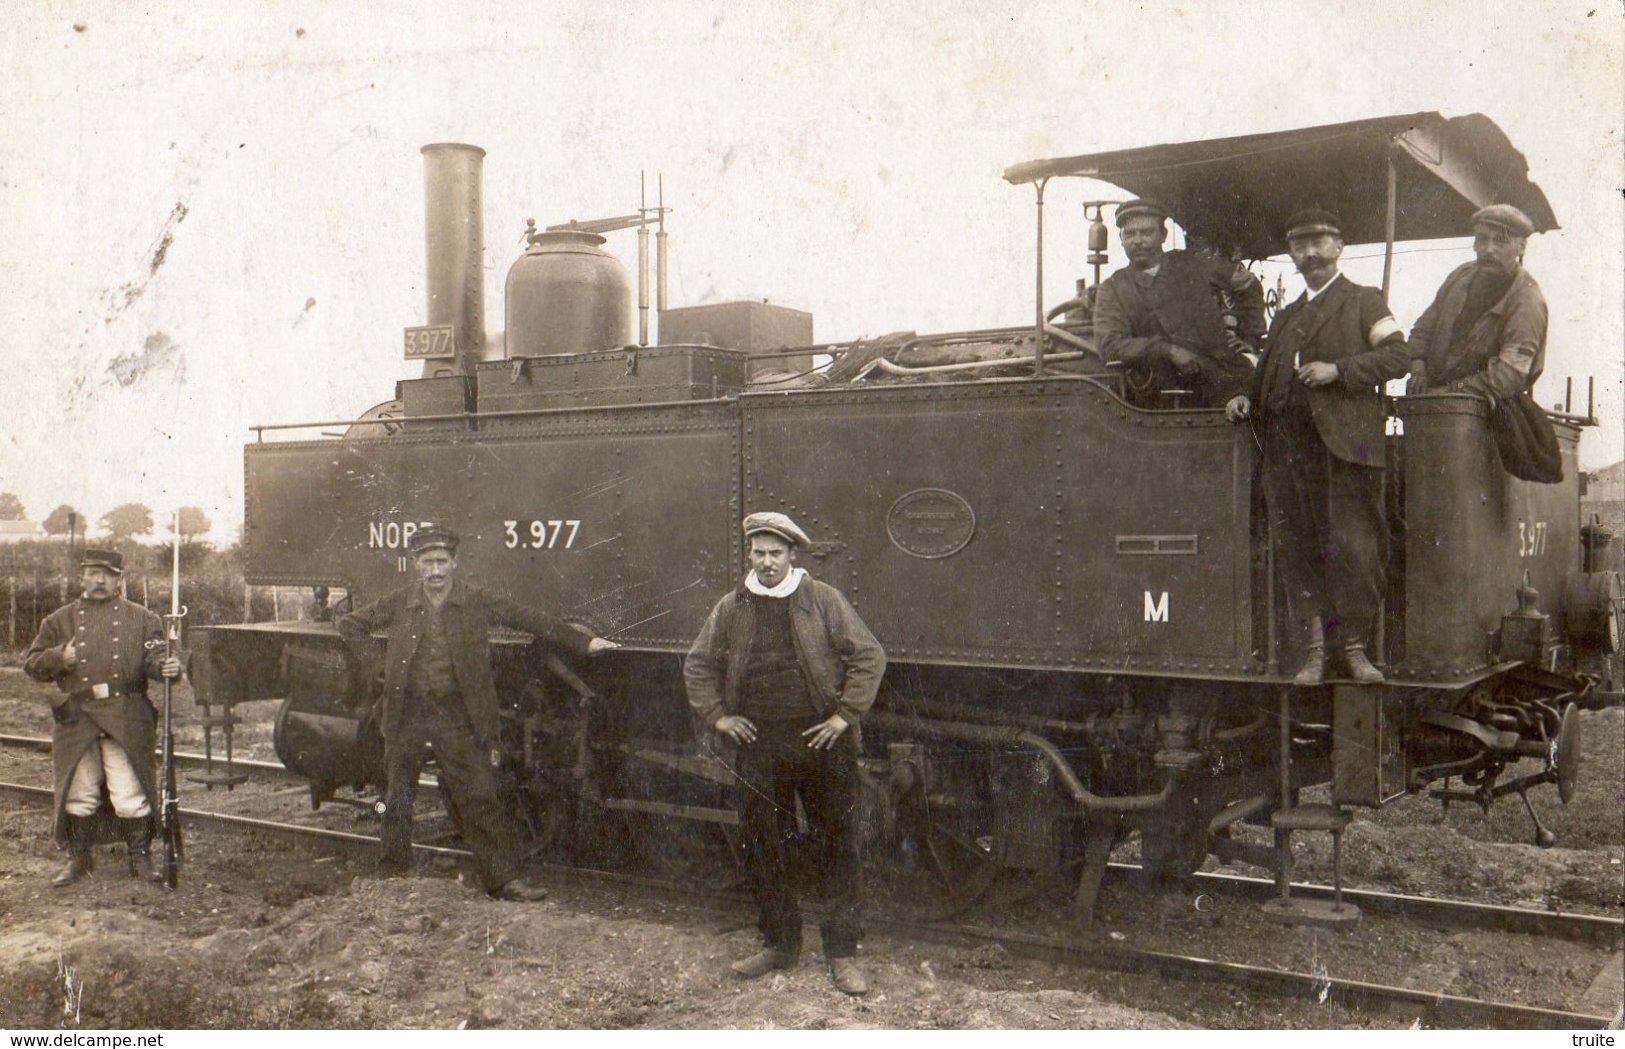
[886,488,975,559]
[403,324,455,360]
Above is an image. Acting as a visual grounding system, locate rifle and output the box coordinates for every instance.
[158,513,187,890]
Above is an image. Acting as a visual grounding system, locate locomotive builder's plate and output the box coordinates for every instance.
[887,488,976,559]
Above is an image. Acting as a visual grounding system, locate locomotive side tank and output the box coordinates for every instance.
[191,112,1615,924]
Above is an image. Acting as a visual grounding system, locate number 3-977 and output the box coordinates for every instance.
[504,520,580,549]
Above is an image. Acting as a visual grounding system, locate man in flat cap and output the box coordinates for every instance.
[1226,209,1409,685]
[685,512,886,995]
[1093,198,1265,408]
[24,549,183,886]
[1406,204,1548,400]
[337,524,619,902]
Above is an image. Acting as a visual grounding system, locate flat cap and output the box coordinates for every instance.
[408,524,459,556]
[1114,199,1169,227]
[742,511,810,548]
[79,548,124,574]
[1285,209,1342,240]
[1471,203,1535,238]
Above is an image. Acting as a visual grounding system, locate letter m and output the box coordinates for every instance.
[1144,591,1169,623]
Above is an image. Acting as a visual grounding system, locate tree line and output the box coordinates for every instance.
[0,492,211,543]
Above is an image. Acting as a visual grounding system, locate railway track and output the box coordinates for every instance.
[1,769,1616,1030]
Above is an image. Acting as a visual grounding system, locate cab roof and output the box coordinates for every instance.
[1003,112,1557,258]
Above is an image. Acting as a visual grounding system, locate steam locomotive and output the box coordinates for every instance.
[191,112,1620,924]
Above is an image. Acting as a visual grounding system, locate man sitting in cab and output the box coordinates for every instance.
[1093,199,1265,409]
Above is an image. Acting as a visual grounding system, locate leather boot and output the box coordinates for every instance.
[730,948,794,978]
[52,815,94,888]
[1344,644,1384,684]
[1292,617,1326,687]
[120,817,156,882]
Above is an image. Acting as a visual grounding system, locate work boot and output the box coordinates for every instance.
[1344,644,1384,684]
[120,817,156,883]
[490,876,548,902]
[51,815,94,888]
[730,948,794,978]
[829,957,868,996]
[1292,644,1325,687]
[1292,616,1326,687]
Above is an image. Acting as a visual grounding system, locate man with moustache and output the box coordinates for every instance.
[1226,210,1409,686]
[685,512,886,995]
[1093,199,1265,408]
[24,549,183,886]
[337,524,619,901]
[1405,204,1547,400]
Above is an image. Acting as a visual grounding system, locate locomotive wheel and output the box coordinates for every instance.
[1554,702,1583,804]
[863,771,1010,922]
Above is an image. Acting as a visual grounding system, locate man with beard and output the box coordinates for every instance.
[685,512,885,995]
[1405,204,1547,399]
[337,524,619,901]
[24,549,182,886]
[1225,210,1409,685]
[1093,199,1265,408]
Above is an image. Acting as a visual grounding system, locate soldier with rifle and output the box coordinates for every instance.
[24,548,183,887]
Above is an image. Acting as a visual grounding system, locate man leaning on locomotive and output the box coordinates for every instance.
[336,524,619,902]
[1092,198,1266,409]
[1227,203,1548,686]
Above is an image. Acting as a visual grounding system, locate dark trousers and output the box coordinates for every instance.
[735,717,863,958]
[1260,402,1386,647]
[381,697,519,892]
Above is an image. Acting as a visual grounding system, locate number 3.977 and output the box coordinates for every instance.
[503,520,580,550]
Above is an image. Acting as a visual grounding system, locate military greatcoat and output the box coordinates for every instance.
[23,597,168,845]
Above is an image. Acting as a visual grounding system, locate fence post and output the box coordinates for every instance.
[243,582,251,623]
[7,577,14,649]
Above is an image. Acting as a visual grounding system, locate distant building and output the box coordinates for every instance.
[0,520,45,543]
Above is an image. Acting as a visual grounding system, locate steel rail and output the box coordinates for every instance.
[0,778,1612,1029]
[3,735,1613,946]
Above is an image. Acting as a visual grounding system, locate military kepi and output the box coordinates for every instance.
[742,512,811,549]
[1285,208,1342,239]
[409,524,459,556]
[1471,203,1535,238]
[1114,199,1169,227]
[78,548,124,574]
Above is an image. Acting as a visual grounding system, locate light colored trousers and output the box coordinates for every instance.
[64,737,150,819]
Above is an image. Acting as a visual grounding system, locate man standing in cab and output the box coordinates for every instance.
[1226,210,1409,685]
[337,524,619,902]
[685,512,886,995]
[24,548,183,886]
[1093,199,1265,408]
[1406,204,1547,400]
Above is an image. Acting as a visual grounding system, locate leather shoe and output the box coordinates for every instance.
[1292,643,1325,687]
[1344,645,1384,684]
[730,948,794,978]
[491,876,548,902]
[829,957,868,996]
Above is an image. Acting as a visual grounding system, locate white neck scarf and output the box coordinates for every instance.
[745,566,806,598]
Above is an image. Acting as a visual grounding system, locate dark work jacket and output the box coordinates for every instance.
[1409,262,1548,400]
[1251,275,1410,467]
[684,577,885,750]
[1093,250,1265,405]
[337,579,592,747]
[23,598,167,845]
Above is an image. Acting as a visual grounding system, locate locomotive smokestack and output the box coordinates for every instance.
[420,143,486,377]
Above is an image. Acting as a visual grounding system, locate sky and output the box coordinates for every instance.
[1,0,1621,544]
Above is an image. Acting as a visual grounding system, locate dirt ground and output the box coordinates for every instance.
[0,666,1619,1030]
